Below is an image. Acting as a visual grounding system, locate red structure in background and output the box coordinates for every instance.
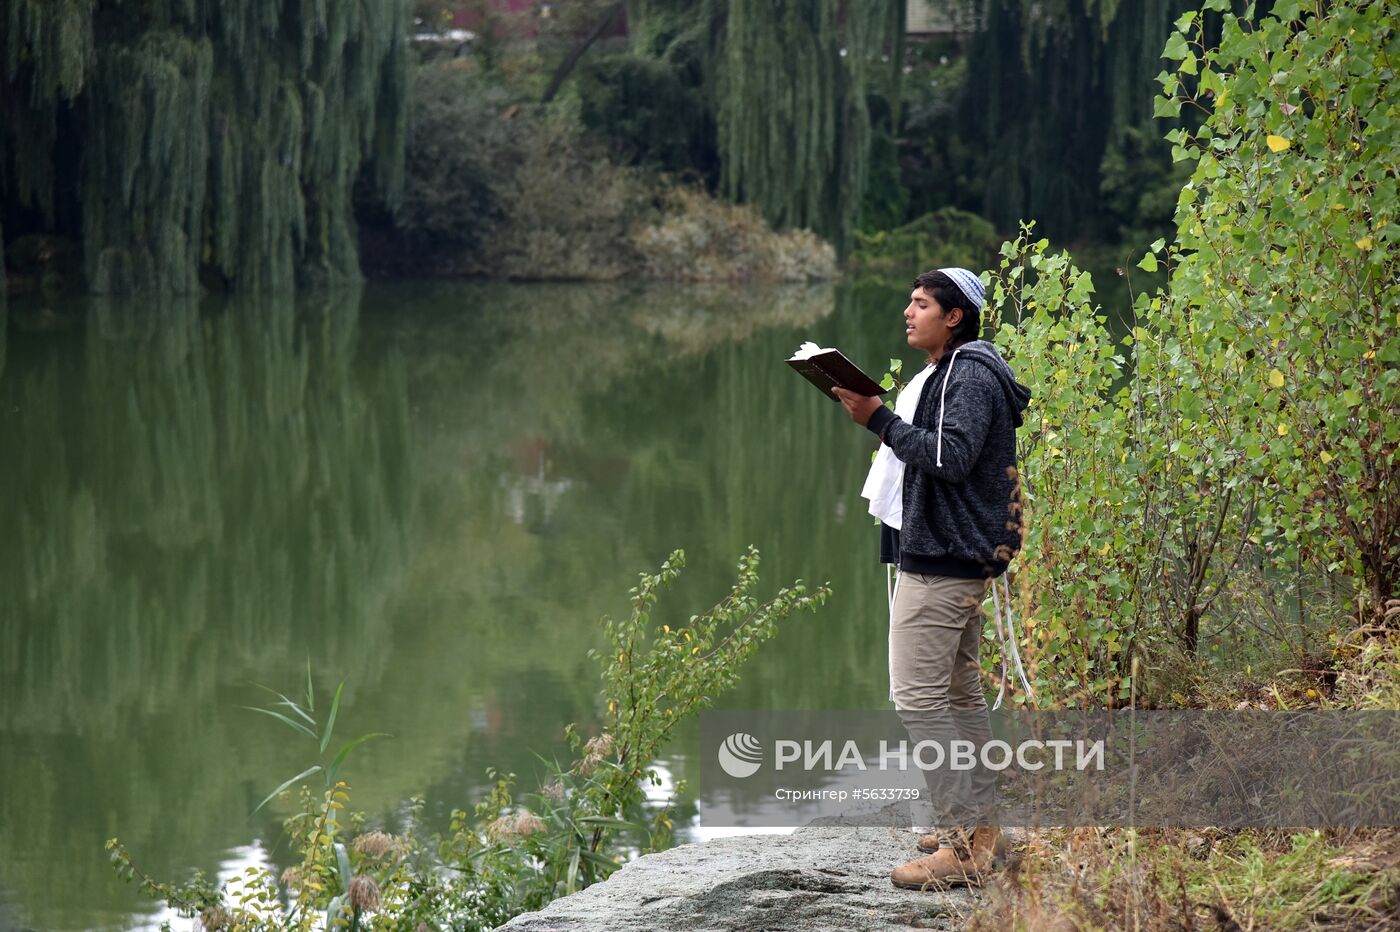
[452,2,629,42]
[453,1,630,40]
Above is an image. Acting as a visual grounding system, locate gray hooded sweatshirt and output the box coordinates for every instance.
[864,339,1032,579]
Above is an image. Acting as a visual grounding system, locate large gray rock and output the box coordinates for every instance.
[495,826,984,931]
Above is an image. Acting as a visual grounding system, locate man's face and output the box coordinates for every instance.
[904,287,961,354]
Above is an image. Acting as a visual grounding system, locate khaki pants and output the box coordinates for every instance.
[888,572,996,831]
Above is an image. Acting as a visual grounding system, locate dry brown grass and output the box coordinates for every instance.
[969,826,1400,931]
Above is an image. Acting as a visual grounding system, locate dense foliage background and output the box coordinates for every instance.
[3,1,1396,929]
[2,0,1249,292]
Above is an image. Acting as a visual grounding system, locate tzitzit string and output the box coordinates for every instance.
[888,565,1035,710]
[990,573,1036,709]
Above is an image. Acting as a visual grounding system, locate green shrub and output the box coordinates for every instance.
[1158,0,1399,627]
[380,62,837,282]
[984,0,1399,708]
[577,53,714,177]
[987,230,1143,707]
[848,207,1002,280]
[391,64,513,260]
[106,548,829,929]
[630,186,836,282]
[473,104,654,280]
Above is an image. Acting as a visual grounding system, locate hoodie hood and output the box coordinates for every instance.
[944,339,1032,428]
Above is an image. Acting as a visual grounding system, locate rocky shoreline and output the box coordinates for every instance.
[497,825,987,931]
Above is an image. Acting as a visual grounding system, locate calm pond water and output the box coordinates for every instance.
[0,277,943,929]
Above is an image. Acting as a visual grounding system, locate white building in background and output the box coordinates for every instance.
[906,0,983,36]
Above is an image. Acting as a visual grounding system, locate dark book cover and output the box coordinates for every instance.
[786,343,888,401]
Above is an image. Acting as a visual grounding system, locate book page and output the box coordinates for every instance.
[788,341,832,361]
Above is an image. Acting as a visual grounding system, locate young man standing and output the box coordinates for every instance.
[832,267,1030,890]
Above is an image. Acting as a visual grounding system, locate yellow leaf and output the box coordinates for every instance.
[1266,134,1291,152]
[1277,422,1289,436]
[1320,450,1334,464]
[1356,236,1373,250]
[1268,368,1285,388]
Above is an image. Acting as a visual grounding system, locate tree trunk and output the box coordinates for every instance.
[541,2,625,104]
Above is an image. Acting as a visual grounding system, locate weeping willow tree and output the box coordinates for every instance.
[625,0,905,253]
[0,0,408,293]
[945,0,1197,239]
[917,0,1284,242]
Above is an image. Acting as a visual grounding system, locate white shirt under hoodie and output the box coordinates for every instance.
[859,362,936,529]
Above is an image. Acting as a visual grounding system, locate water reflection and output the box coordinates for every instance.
[0,290,414,929]
[0,278,917,929]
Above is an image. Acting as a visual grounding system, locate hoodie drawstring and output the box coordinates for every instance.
[934,348,961,468]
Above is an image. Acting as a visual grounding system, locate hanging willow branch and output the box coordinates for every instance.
[1,0,409,294]
[629,0,903,253]
[958,0,1195,238]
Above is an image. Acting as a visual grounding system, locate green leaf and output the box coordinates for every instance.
[305,658,314,714]
[566,845,581,894]
[1137,253,1159,273]
[325,895,344,931]
[327,732,391,786]
[576,815,636,828]
[335,842,352,888]
[251,684,315,725]
[242,706,317,741]
[1163,31,1190,62]
[578,847,619,870]
[253,765,323,814]
[320,681,344,754]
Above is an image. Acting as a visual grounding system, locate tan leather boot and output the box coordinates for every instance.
[891,846,981,890]
[917,825,1007,856]
[894,827,1005,890]
[915,829,947,854]
[966,825,1005,873]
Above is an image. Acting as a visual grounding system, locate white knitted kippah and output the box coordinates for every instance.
[937,267,985,310]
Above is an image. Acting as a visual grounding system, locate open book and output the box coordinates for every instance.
[786,342,888,401]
